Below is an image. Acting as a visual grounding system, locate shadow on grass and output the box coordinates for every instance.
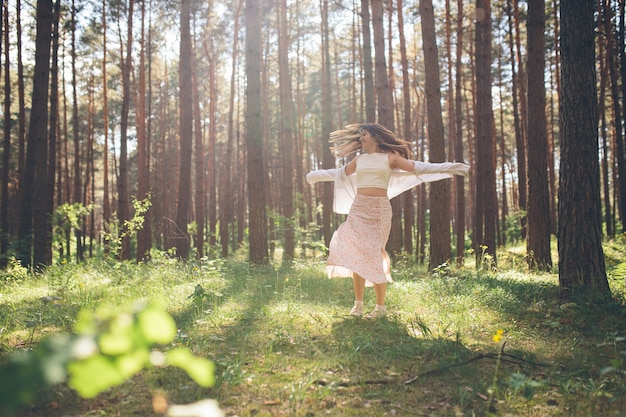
[9,257,626,416]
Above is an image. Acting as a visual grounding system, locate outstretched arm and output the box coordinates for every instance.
[389,153,415,171]
[413,160,470,176]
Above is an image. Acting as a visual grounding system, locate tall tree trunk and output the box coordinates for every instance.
[220,0,242,258]
[420,0,452,269]
[207,36,217,248]
[176,0,193,259]
[71,0,83,261]
[558,0,610,299]
[508,0,528,238]
[397,0,414,254]
[372,0,401,255]
[320,0,334,247]
[497,49,508,246]
[262,47,275,260]
[17,0,53,267]
[474,0,497,266]
[83,76,94,258]
[445,0,458,247]
[237,125,246,248]
[526,0,552,270]
[153,73,168,249]
[1,0,10,267]
[146,0,154,251]
[607,0,626,231]
[278,0,295,261]
[16,0,25,186]
[101,0,111,253]
[192,42,205,259]
[416,108,427,265]
[598,18,614,238]
[62,47,70,207]
[466,30,476,234]
[619,0,626,228]
[454,0,467,265]
[118,0,134,260]
[41,0,61,266]
[245,0,268,264]
[136,0,151,261]
[371,0,392,127]
[548,0,559,235]
[360,0,376,122]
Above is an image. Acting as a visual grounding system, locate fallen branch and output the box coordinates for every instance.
[313,349,548,387]
[404,349,548,385]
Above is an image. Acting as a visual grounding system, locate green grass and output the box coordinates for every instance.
[1,246,626,417]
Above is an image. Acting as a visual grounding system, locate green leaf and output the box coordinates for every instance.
[523,385,535,400]
[115,348,150,379]
[508,372,544,401]
[167,347,216,387]
[68,355,124,398]
[99,331,133,356]
[138,307,177,344]
[600,366,618,376]
[508,372,527,389]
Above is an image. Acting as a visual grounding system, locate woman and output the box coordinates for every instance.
[307,123,469,318]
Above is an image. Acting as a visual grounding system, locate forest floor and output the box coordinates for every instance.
[1,241,626,417]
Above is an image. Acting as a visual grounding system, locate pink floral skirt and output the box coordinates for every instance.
[326,194,393,286]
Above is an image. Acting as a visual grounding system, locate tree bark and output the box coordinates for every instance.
[454,0,467,265]
[278,0,295,261]
[496,48,509,246]
[558,0,610,299]
[101,0,111,253]
[17,0,53,268]
[1,0,10,267]
[606,0,626,232]
[245,0,268,264]
[474,0,497,266]
[0,2,11,268]
[320,0,334,247]
[176,0,193,259]
[508,0,528,238]
[420,0,451,270]
[618,0,626,229]
[371,0,392,126]
[526,0,552,270]
[597,13,613,238]
[192,41,205,259]
[71,0,83,261]
[397,0,414,254]
[118,0,134,260]
[360,0,376,122]
[136,0,151,261]
[207,37,217,248]
[40,0,61,266]
[220,0,243,258]
[17,0,26,187]
[371,0,401,255]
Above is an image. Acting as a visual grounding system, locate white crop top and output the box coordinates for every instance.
[356,153,392,189]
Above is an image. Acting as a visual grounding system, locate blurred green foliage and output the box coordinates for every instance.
[0,303,214,416]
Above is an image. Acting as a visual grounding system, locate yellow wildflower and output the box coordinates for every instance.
[492,329,504,343]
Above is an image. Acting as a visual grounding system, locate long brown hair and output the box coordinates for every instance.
[329,123,413,159]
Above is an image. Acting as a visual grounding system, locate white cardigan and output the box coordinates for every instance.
[306,161,470,214]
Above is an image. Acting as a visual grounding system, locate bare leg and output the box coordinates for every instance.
[352,273,366,301]
[374,282,387,306]
[362,282,388,318]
